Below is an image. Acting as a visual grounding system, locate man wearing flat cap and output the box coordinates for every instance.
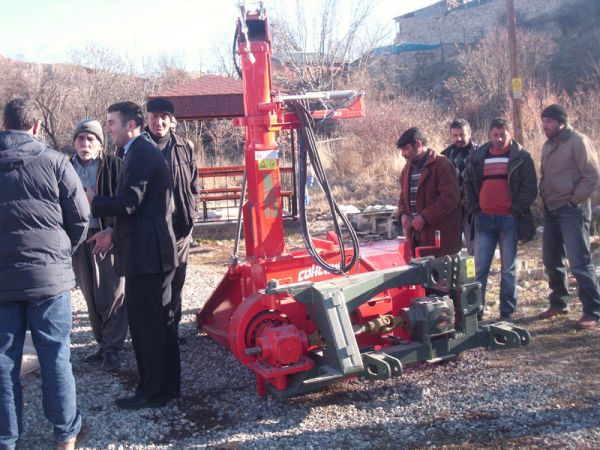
[538,104,600,330]
[70,119,127,371]
[397,127,462,259]
[145,98,198,362]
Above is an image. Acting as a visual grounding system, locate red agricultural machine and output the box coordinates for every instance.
[197,3,529,397]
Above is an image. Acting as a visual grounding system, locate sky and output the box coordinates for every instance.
[0,0,439,72]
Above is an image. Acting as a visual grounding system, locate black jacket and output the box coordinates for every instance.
[464,140,538,241]
[70,152,122,229]
[442,141,479,218]
[147,129,198,238]
[92,133,178,277]
[0,130,90,301]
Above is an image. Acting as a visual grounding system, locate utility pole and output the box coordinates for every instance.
[506,0,523,143]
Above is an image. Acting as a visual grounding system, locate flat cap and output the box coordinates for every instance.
[146,98,175,115]
[396,127,427,148]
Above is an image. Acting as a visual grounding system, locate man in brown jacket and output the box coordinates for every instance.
[397,127,462,258]
[538,104,600,330]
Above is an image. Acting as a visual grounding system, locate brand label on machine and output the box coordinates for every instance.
[297,263,340,282]
[256,150,279,171]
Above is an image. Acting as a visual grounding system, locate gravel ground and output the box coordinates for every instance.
[17,239,600,450]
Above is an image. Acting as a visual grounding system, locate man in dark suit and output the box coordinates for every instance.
[87,101,180,409]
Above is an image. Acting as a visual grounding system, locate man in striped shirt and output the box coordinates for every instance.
[397,127,462,258]
[464,118,537,321]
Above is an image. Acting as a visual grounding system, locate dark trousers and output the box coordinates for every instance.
[172,233,192,330]
[126,270,180,401]
[463,219,475,256]
[543,201,600,319]
[72,229,127,353]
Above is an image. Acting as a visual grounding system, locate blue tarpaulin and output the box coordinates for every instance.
[372,42,441,56]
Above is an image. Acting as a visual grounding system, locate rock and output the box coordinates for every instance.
[339,204,361,215]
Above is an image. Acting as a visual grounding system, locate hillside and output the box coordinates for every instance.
[393,0,600,94]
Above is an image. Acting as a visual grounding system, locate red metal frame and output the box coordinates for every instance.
[197,7,418,396]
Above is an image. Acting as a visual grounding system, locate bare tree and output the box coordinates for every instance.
[0,57,38,117]
[69,45,133,122]
[270,0,382,91]
[33,64,82,149]
[444,26,557,127]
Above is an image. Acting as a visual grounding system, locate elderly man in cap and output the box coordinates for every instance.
[145,98,198,353]
[538,104,600,329]
[70,119,127,371]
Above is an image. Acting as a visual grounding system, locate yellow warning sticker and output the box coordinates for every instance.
[511,77,523,94]
[256,150,279,171]
[512,77,523,99]
[258,159,277,171]
[466,257,476,279]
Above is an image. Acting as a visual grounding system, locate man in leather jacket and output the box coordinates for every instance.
[145,98,198,344]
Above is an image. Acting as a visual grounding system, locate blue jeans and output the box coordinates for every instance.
[305,175,315,206]
[474,213,518,316]
[543,201,600,318]
[0,292,81,449]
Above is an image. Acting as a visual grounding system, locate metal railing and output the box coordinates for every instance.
[197,165,297,223]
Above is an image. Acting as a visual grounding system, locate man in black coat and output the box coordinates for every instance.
[464,118,537,321]
[441,119,479,255]
[145,98,198,346]
[87,101,179,409]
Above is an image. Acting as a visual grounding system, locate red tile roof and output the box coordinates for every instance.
[149,75,245,120]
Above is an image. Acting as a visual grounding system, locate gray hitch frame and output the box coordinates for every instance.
[264,255,530,397]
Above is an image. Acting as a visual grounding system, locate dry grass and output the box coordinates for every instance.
[323,80,600,212]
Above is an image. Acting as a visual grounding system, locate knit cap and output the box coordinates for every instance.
[73,119,104,144]
[541,104,568,124]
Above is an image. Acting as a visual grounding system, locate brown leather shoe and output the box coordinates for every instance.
[56,436,76,450]
[574,314,599,330]
[538,307,569,320]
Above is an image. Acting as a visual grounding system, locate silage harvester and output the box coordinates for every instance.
[197,3,530,398]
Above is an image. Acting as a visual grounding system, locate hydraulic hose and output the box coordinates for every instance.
[288,100,360,275]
